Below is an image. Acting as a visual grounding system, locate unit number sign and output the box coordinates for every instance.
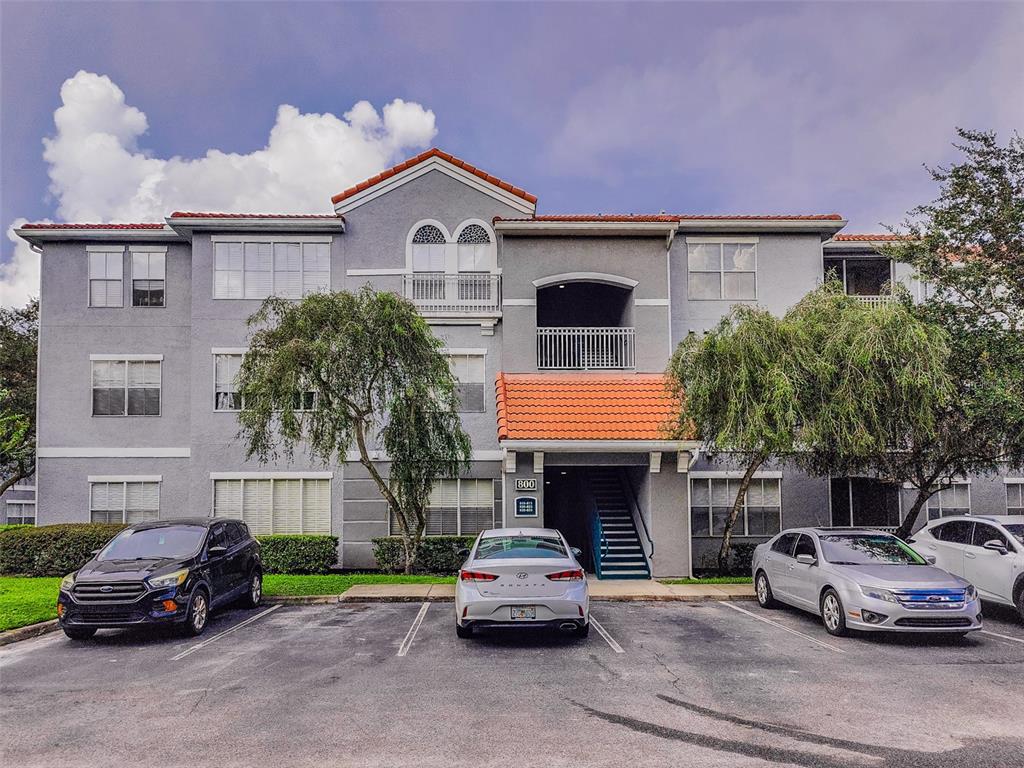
[514,478,537,491]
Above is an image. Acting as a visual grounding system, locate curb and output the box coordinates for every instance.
[267,593,756,605]
[0,619,60,647]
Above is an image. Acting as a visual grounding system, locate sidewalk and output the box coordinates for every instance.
[266,578,755,604]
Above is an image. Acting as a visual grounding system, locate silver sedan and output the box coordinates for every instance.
[751,528,982,637]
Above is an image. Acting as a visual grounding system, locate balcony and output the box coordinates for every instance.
[403,273,501,316]
[853,295,895,309]
[537,327,636,370]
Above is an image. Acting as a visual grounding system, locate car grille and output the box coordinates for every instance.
[891,589,966,610]
[893,616,972,628]
[72,581,147,603]
[67,609,146,625]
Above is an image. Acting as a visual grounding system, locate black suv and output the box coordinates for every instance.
[57,518,262,640]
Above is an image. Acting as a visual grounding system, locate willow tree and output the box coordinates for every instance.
[235,287,471,573]
[668,283,952,574]
[0,298,38,495]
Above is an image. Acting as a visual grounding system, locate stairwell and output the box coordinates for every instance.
[586,469,651,579]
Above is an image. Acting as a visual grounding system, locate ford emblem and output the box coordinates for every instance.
[516,572,528,580]
[99,585,114,593]
[927,595,942,602]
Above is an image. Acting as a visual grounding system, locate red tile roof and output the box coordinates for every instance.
[495,372,682,441]
[494,214,679,223]
[169,211,342,219]
[678,213,843,221]
[831,233,908,241]
[330,148,537,206]
[19,222,167,230]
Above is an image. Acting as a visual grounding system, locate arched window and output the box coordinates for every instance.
[456,223,493,272]
[411,224,447,272]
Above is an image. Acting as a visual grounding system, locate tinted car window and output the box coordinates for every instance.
[771,533,798,556]
[475,535,567,560]
[936,520,973,544]
[225,522,245,547]
[794,534,817,559]
[98,526,206,561]
[971,523,1011,549]
[209,524,231,550]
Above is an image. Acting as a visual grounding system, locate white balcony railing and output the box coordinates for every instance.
[853,295,895,308]
[403,273,501,315]
[537,327,635,370]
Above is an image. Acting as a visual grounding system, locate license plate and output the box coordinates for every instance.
[510,606,536,620]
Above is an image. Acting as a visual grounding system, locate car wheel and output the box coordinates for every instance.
[455,622,473,639]
[183,589,209,637]
[755,571,777,609]
[820,588,849,637]
[62,626,96,641]
[577,621,590,638]
[240,569,262,609]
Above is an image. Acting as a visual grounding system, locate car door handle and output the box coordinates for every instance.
[965,552,976,559]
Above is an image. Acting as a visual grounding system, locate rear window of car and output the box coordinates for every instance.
[98,526,207,561]
[475,535,567,560]
[818,534,927,566]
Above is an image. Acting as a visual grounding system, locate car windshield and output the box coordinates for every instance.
[475,535,567,560]
[819,534,927,566]
[1004,524,1024,546]
[97,526,206,561]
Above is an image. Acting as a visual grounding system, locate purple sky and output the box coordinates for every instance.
[2,1,1022,277]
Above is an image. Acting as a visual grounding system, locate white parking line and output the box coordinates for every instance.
[981,629,1024,646]
[171,605,280,661]
[720,602,846,654]
[397,602,430,657]
[589,616,624,653]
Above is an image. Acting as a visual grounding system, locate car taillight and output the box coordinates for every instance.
[460,570,499,582]
[545,569,585,581]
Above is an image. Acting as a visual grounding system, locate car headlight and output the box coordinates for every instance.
[859,585,898,603]
[148,569,188,590]
[964,583,978,601]
[60,572,76,592]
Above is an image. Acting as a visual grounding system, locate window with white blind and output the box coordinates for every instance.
[213,239,330,299]
[1007,482,1024,515]
[690,477,781,537]
[91,358,161,416]
[390,478,496,536]
[447,352,486,413]
[212,476,331,535]
[214,354,243,411]
[89,248,124,307]
[687,241,757,300]
[131,250,166,307]
[5,501,35,525]
[927,483,971,520]
[90,480,160,524]
[455,223,492,272]
[410,224,447,272]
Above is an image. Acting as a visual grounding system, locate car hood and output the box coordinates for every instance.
[76,558,184,581]
[832,564,967,589]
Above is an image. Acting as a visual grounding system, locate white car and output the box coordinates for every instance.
[909,515,1024,620]
[454,528,590,638]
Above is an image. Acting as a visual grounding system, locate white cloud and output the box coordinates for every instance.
[2,70,437,306]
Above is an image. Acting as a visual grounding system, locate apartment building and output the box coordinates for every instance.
[16,148,1021,577]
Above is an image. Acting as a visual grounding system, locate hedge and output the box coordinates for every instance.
[372,535,475,574]
[0,524,126,577]
[256,535,339,574]
[0,524,32,535]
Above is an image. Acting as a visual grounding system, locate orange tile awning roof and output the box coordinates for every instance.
[495,372,682,441]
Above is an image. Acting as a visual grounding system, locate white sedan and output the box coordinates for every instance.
[454,528,590,638]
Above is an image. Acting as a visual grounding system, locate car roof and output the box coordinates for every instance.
[479,527,563,538]
[926,515,1024,525]
[779,527,889,536]
[128,517,236,531]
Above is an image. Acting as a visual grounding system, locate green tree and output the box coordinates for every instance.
[667,284,952,574]
[882,128,1024,539]
[235,288,471,573]
[0,299,38,495]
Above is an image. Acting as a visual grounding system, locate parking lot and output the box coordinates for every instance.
[2,599,1023,768]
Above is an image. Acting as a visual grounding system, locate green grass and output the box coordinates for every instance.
[659,576,753,585]
[0,577,60,631]
[263,573,454,596]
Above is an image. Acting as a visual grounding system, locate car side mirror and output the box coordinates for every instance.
[456,548,470,559]
[924,554,937,565]
[983,540,1008,555]
[796,554,816,566]
[207,545,227,557]
[570,547,583,559]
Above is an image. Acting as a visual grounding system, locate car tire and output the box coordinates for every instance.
[240,569,262,609]
[182,589,210,637]
[755,571,778,609]
[455,622,473,639]
[576,621,590,638]
[820,588,849,637]
[1016,587,1024,623]
[62,626,96,641]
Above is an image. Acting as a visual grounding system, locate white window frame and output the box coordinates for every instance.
[209,474,333,535]
[89,354,163,417]
[211,236,331,300]
[443,348,486,413]
[685,237,758,301]
[406,219,452,273]
[452,219,497,274]
[388,477,496,537]
[927,481,972,520]
[87,245,125,307]
[687,475,782,538]
[1006,479,1024,515]
[210,348,317,413]
[88,477,161,524]
[130,246,167,308]
[5,499,36,525]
